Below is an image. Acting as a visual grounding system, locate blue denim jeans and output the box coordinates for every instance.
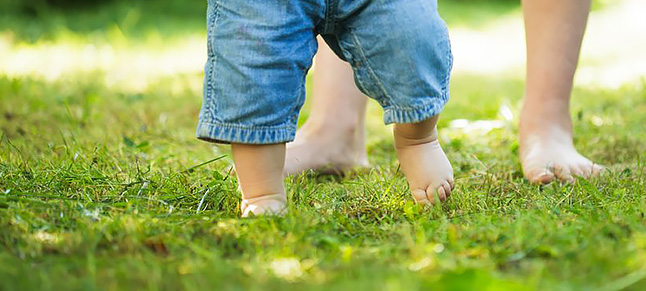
[197,0,453,144]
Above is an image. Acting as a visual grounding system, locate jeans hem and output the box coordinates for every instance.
[382,94,449,124]
[196,121,296,144]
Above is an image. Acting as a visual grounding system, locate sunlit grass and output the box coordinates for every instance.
[1,60,645,290]
[1,0,646,289]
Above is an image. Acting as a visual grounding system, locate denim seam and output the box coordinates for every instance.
[331,36,376,101]
[441,25,453,94]
[204,0,221,123]
[207,1,220,58]
[350,65,375,100]
[323,0,338,34]
[349,29,392,107]
[289,68,309,126]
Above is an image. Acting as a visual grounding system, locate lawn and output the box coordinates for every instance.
[1,0,645,290]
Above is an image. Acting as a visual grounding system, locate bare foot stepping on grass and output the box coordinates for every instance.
[521,133,604,184]
[285,126,369,175]
[520,110,604,184]
[394,117,454,205]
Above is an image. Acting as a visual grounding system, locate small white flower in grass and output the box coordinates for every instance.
[591,115,605,126]
[136,181,149,197]
[270,258,303,281]
[449,119,469,129]
[433,243,445,253]
[408,257,434,272]
[158,113,168,125]
[33,231,60,244]
[449,119,505,135]
[498,104,514,122]
[82,208,101,221]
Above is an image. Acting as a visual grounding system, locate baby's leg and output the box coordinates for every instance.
[394,116,454,204]
[327,0,453,203]
[196,2,322,216]
[232,143,287,217]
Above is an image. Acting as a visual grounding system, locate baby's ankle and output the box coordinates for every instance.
[393,116,440,148]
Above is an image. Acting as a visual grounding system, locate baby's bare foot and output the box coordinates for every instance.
[285,126,369,175]
[394,118,454,205]
[240,193,287,217]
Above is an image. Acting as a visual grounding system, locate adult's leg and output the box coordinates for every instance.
[284,37,369,175]
[520,0,603,183]
[288,0,604,183]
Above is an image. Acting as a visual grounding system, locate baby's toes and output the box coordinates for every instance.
[411,188,432,205]
[439,181,453,201]
[591,164,605,176]
[434,185,447,202]
[240,196,286,217]
[241,203,285,217]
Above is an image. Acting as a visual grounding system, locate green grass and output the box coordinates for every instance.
[1,0,646,290]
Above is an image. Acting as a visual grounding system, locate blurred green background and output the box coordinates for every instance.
[0,0,525,43]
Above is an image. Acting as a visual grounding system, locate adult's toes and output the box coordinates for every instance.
[554,166,575,183]
[576,163,607,179]
[591,164,605,176]
[570,165,586,178]
[526,169,556,184]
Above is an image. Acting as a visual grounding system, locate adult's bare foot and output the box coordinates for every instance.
[285,37,370,176]
[520,133,603,184]
[285,124,369,175]
[519,104,603,184]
